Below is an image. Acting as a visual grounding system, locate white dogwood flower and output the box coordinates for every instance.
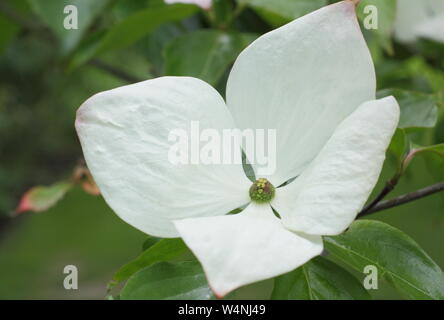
[76,1,399,297]
[165,0,212,10]
[394,0,444,43]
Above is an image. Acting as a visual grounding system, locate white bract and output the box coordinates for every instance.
[164,0,212,10]
[76,1,399,297]
[394,0,444,44]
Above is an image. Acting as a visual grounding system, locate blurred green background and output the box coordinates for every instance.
[0,0,443,299]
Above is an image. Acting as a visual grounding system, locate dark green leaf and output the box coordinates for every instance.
[120,261,213,300]
[378,89,438,129]
[325,220,444,300]
[98,4,197,54]
[69,4,197,68]
[112,238,188,284]
[142,236,161,251]
[164,30,257,85]
[272,256,370,300]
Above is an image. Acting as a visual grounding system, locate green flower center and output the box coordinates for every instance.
[249,178,275,203]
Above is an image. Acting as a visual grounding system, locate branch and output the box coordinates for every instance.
[358,181,444,217]
[360,176,399,214]
[89,59,142,84]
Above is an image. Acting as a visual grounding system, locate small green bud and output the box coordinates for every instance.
[249,178,275,203]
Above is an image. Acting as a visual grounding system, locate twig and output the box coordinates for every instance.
[360,176,399,214]
[89,59,142,83]
[358,181,444,217]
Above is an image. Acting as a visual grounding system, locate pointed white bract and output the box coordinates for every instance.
[272,97,400,236]
[174,203,323,296]
[76,1,400,297]
[395,0,444,43]
[226,1,375,187]
[76,77,251,238]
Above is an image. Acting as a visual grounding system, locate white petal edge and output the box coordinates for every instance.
[174,202,323,297]
[76,77,251,238]
[272,96,400,236]
[226,0,376,186]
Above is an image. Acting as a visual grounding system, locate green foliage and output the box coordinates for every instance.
[69,4,198,69]
[111,238,189,285]
[413,143,444,160]
[242,0,327,27]
[325,220,444,300]
[378,89,438,129]
[387,129,410,170]
[142,236,162,251]
[271,256,370,300]
[120,261,213,300]
[165,30,256,85]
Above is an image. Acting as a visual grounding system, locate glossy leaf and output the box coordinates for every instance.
[325,220,444,300]
[120,261,213,300]
[272,256,371,300]
[16,181,73,214]
[378,89,438,129]
[112,238,188,284]
[164,30,256,85]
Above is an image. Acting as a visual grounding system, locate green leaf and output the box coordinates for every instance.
[98,4,197,54]
[120,261,213,300]
[378,89,438,129]
[272,256,370,300]
[242,0,327,27]
[68,4,197,69]
[28,0,109,54]
[409,143,444,177]
[164,30,256,86]
[413,143,444,160]
[388,129,410,167]
[357,0,396,54]
[112,238,188,284]
[142,236,161,251]
[325,220,444,300]
[15,181,73,214]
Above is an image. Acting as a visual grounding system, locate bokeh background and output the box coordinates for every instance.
[0,0,443,299]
